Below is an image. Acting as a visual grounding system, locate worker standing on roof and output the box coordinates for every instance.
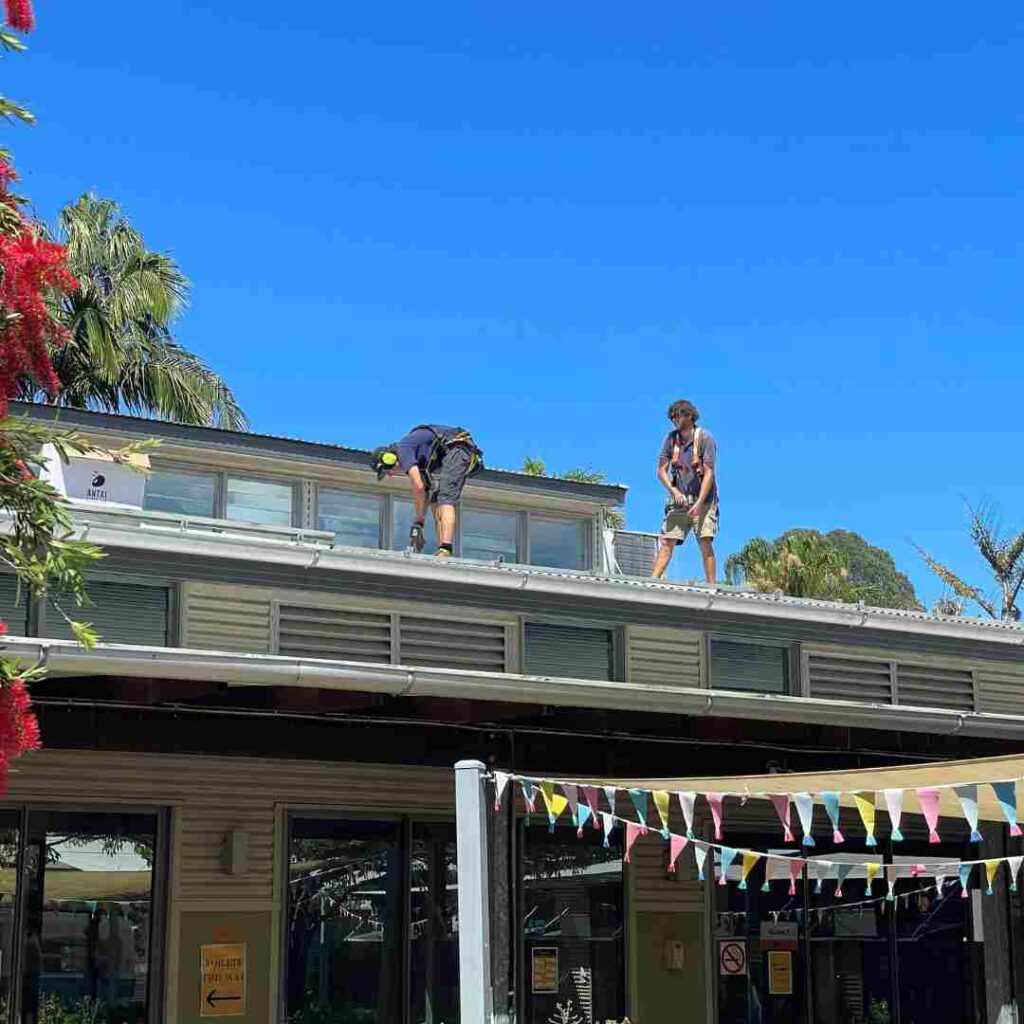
[652,399,718,582]
[372,425,484,557]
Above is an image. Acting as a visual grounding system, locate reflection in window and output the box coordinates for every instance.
[20,810,158,1024]
[287,819,402,1024]
[392,500,437,553]
[529,518,588,570]
[521,822,623,1024]
[461,508,518,562]
[143,469,216,518]
[0,812,19,1021]
[318,489,382,548]
[226,477,293,527]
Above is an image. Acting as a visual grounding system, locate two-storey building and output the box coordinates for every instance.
[2,402,1024,1024]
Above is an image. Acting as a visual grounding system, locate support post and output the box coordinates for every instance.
[456,759,493,1024]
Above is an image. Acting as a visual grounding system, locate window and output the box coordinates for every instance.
[461,508,519,562]
[286,816,458,1024]
[529,517,589,571]
[318,488,382,548]
[392,500,438,553]
[143,468,216,518]
[709,637,790,694]
[44,581,169,646]
[225,477,294,527]
[0,807,164,1024]
[524,622,614,681]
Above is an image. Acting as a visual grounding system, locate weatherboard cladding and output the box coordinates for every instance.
[1,749,453,903]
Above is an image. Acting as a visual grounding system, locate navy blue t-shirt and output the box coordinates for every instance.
[394,425,461,473]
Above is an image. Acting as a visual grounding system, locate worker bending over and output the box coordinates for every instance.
[372,425,483,557]
[653,399,718,582]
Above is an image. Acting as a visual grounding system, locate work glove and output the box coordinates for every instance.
[409,522,426,553]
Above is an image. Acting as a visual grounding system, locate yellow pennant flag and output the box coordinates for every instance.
[653,790,671,837]
[853,792,878,848]
[739,852,760,890]
[985,859,1001,895]
[865,862,881,895]
[540,781,568,825]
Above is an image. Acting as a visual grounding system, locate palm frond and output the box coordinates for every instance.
[914,544,998,618]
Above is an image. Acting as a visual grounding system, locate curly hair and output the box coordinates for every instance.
[667,399,700,424]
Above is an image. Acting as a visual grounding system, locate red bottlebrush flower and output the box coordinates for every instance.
[0,621,7,635]
[0,678,42,764]
[3,0,34,32]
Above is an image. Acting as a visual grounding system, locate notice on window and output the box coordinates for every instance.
[200,943,246,1016]
[531,947,559,993]
[767,950,793,995]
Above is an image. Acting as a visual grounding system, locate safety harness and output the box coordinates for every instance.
[670,426,703,483]
[412,424,485,477]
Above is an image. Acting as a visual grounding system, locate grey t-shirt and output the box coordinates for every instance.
[659,428,718,503]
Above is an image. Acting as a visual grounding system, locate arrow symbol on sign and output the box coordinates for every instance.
[206,992,242,1009]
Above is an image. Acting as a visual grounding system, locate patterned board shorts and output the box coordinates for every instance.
[661,500,719,543]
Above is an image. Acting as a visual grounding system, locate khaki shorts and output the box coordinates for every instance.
[661,501,719,543]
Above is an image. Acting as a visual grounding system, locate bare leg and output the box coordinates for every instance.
[436,503,457,547]
[652,538,676,579]
[699,538,716,584]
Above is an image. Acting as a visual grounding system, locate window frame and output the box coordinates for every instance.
[313,482,386,549]
[705,633,800,696]
[3,803,169,1024]
[141,464,220,520]
[523,511,594,571]
[458,503,523,563]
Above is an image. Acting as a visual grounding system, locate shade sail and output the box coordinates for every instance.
[562,751,1024,822]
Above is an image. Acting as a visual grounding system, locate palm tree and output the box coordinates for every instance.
[23,195,247,429]
[725,531,859,602]
[916,502,1024,621]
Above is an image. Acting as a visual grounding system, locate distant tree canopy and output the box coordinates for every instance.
[726,528,923,610]
[521,458,624,528]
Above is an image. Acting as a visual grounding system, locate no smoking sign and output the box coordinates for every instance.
[719,939,747,977]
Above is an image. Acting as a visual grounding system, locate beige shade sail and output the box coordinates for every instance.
[549,751,1024,821]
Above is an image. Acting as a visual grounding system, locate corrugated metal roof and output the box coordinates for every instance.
[11,401,627,503]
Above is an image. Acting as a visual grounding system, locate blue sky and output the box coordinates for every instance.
[7,2,1024,602]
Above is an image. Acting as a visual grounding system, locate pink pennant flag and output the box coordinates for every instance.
[916,787,942,843]
[787,857,803,896]
[582,786,602,828]
[624,821,643,864]
[493,772,510,812]
[706,793,725,840]
[667,834,689,873]
[770,794,795,843]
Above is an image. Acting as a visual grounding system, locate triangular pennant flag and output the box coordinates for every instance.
[770,794,795,843]
[954,784,983,843]
[694,842,709,881]
[624,821,643,863]
[865,862,880,897]
[575,800,593,837]
[885,864,898,902]
[835,862,855,898]
[667,834,689,873]
[582,786,602,829]
[493,772,510,812]
[628,789,649,834]
[718,847,739,886]
[521,780,538,815]
[916,788,942,844]
[992,782,1022,837]
[653,790,671,840]
[1008,856,1024,893]
[822,791,844,843]
[787,857,803,896]
[794,793,816,847]
[739,852,760,890]
[934,871,948,895]
[958,862,972,898]
[678,792,697,839]
[883,789,904,842]
[853,793,877,848]
[562,784,579,824]
[603,786,618,814]
[541,781,568,832]
[706,793,724,840]
[761,855,774,892]
[601,812,616,847]
[985,859,1000,895]
[814,876,823,895]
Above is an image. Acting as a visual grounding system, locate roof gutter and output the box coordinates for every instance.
[7,637,1024,740]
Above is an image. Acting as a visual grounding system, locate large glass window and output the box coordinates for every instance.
[461,508,519,563]
[520,821,624,1024]
[318,489,382,548]
[529,518,589,571]
[225,477,294,527]
[143,469,216,518]
[286,817,459,1024]
[16,808,161,1024]
[392,500,438,553]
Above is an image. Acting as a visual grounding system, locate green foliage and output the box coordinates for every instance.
[0,30,33,128]
[23,195,247,430]
[520,458,624,529]
[38,995,105,1024]
[726,528,922,609]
